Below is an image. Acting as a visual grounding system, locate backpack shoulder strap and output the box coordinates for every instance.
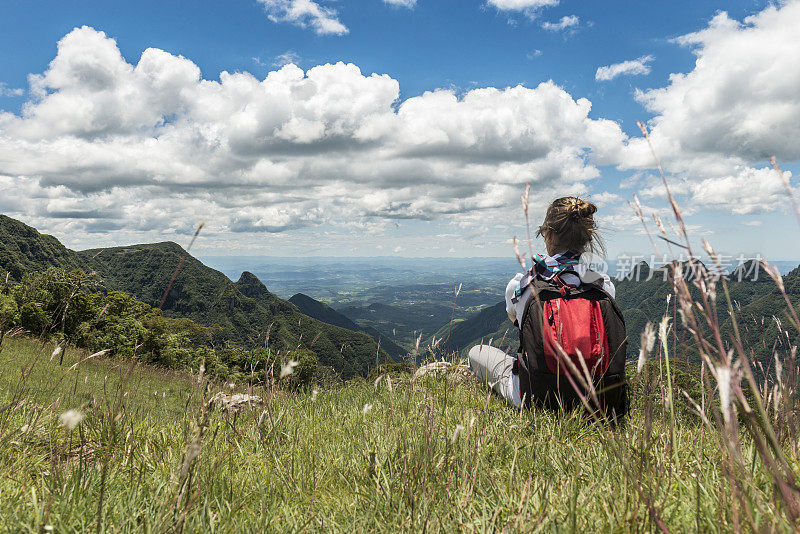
[519,277,557,327]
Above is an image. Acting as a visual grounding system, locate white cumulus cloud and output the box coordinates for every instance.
[595,55,654,81]
[0,26,628,250]
[621,1,800,214]
[0,83,24,97]
[540,15,579,32]
[273,50,301,67]
[257,0,348,35]
[383,0,416,7]
[632,4,800,163]
[487,0,559,10]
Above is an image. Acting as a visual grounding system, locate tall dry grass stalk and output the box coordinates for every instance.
[626,128,800,528]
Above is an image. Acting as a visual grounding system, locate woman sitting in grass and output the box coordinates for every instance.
[468,196,628,419]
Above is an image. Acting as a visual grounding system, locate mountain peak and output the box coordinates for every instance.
[618,260,651,281]
[149,241,185,254]
[234,271,279,306]
[237,271,262,286]
[730,258,770,282]
[289,293,318,305]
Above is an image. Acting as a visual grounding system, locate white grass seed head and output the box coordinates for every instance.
[638,322,656,373]
[716,366,732,425]
[59,410,84,431]
[451,424,465,444]
[658,316,671,349]
[280,360,299,379]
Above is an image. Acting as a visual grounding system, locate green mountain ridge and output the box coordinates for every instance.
[0,215,84,279]
[0,215,395,378]
[288,292,407,360]
[234,271,283,308]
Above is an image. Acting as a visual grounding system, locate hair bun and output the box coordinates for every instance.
[569,197,596,219]
[535,195,604,255]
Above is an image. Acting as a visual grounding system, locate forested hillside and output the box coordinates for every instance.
[0,216,396,377]
[0,215,84,279]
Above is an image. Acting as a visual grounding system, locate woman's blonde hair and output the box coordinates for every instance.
[536,196,604,255]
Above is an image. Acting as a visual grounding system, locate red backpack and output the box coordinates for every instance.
[515,275,628,420]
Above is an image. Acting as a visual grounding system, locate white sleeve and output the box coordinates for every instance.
[602,274,616,299]
[505,273,524,322]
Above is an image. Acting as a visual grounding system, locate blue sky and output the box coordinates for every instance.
[0,0,797,263]
[0,0,768,122]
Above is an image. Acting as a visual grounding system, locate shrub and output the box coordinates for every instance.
[0,293,18,329]
[284,349,318,390]
[367,361,412,381]
[18,302,49,335]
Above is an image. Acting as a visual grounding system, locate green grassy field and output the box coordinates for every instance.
[0,336,797,532]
